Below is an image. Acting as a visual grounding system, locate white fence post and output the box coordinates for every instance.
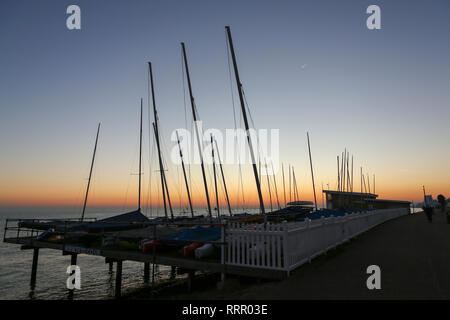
[282,221,288,272]
[221,225,225,281]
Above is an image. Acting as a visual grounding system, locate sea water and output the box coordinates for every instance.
[0,205,238,300]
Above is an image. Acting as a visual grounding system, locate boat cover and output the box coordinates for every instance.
[162,226,221,246]
[69,210,149,232]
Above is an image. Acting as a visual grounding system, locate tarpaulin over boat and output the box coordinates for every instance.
[162,226,221,246]
[69,210,149,232]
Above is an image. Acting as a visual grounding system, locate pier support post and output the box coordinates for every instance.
[187,270,195,292]
[67,253,78,300]
[115,260,123,299]
[70,253,77,266]
[30,248,39,288]
[144,262,150,283]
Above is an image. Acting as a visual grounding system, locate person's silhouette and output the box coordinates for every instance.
[437,195,448,223]
[423,206,433,222]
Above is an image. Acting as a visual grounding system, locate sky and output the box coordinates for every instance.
[1,0,449,211]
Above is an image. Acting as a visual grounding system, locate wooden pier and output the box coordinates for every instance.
[3,208,409,298]
[3,229,286,298]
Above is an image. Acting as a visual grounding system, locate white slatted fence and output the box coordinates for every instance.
[222,208,408,274]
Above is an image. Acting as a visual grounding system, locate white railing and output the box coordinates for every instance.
[224,222,286,270]
[223,208,408,274]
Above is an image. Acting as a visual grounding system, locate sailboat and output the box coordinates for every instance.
[70,101,150,233]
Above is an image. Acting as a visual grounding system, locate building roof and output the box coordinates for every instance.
[287,201,314,206]
[364,198,411,204]
[322,189,378,198]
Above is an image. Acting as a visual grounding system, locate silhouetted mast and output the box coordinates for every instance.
[271,161,281,210]
[152,123,174,220]
[346,151,350,193]
[148,62,172,220]
[289,164,292,202]
[213,137,232,216]
[360,167,363,194]
[337,155,340,191]
[211,134,220,218]
[81,122,101,222]
[373,174,375,194]
[181,42,212,218]
[282,163,287,207]
[344,150,348,192]
[341,152,344,192]
[292,167,299,201]
[176,130,194,218]
[307,132,318,211]
[225,26,265,215]
[138,99,143,211]
[351,156,354,192]
[264,159,273,212]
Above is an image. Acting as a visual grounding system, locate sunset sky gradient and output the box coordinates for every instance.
[1,0,449,213]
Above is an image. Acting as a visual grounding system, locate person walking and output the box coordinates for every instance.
[423,205,433,222]
[437,194,449,223]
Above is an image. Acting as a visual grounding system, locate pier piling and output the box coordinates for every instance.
[70,253,77,266]
[187,270,195,292]
[170,266,176,280]
[115,260,123,298]
[144,262,150,283]
[30,248,39,288]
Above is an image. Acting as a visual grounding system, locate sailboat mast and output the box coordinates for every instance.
[307,132,318,211]
[81,122,101,222]
[271,161,281,210]
[337,155,340,191]
[264,159,273,212]
[373,174,375,194]
[176,130,194,218]
[181,42,212,218]
[341,152,344,192]
[346,151,350,192]
[153,123,174,220]
[138,99,143,211]
[211,135,220,218]
[343,149,346,192]
[282,163,287,207]
[289,164,292,202]
[351,156,354,193]
[148,62,168,219]
[360,167,363,194]
[213,137,232,216]
[225,26,265,215]
[362,173,367,194]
